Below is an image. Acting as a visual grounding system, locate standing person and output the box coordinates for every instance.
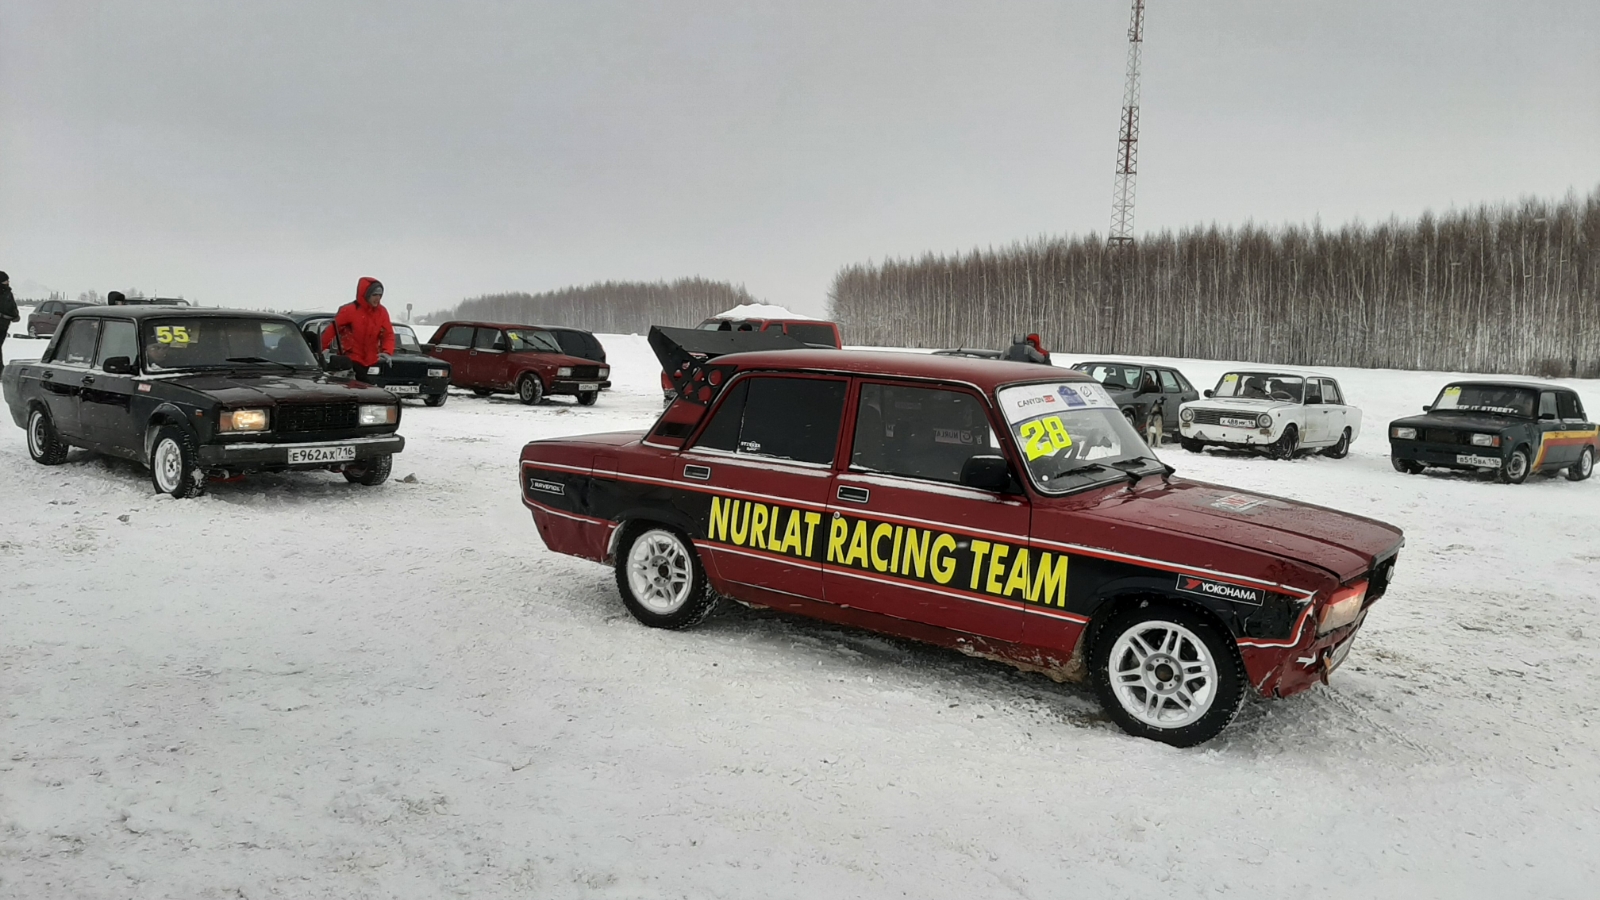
[324,277,394,377]
[0,272,19,367]
[1003,332,1052,365]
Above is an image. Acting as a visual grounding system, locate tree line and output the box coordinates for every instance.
[425,278,758,334]
[829,187,1600,377]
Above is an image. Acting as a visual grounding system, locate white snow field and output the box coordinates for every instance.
[2,323,1599,899]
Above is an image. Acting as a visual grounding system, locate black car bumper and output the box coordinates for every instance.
[199,433,405,469]
[1390,440,1502,469]
[549,379,611,396]
[353,374,451,398]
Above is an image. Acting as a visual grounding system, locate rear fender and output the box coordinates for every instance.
[606,507,703,565]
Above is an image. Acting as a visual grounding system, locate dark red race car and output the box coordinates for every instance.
[519,333,1403,746]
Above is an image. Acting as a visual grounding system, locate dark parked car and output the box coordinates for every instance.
[26,301,99,337]
[543,327,607,363]
[290,312,452,407]
[1389,381,1597,484]
[519,339,1403,746]
[2,307,404,497]
[1071,361,1200,447]
[426,321,611,405]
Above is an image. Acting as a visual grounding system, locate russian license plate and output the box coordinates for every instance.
[288,445,356,464]
[578,383,599,391]
[1456,453,1500,467]
[1221,416,1257,428]
[390,385,420,395]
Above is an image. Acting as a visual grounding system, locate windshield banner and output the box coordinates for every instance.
[997,382,1116,424]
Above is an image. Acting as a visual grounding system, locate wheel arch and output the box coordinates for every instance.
[604,508,702,565]
[144,405,198,460]
[1079,586,1249,667]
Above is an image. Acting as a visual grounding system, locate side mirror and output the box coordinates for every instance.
[421,343,435,353]
[1540,412,1557,421]
[1422,404,1432,412]
[960,455,1014,493]
[102,356,135,375]
[1203,389,1214,398]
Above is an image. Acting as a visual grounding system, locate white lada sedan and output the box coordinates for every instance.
[1178,370,1362,460]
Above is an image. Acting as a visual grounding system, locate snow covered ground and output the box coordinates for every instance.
[3,320,1599,898]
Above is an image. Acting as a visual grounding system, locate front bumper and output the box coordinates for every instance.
[549,379,611,396]
[1389,440,1502,469]
[354,374,451,397]
[198,433,405,469]
[1243,613,1369,699]
[1180,422,1279,446]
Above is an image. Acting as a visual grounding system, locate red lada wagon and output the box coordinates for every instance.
[519,339,1403,746]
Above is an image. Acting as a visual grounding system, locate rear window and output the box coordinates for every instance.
[1558,392,1586,422]
[785,323,838,347]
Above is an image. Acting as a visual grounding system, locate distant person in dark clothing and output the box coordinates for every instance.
[0,272,19,366]
[1003,332,1052,365]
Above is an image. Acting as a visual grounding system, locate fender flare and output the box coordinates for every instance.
[143,405,198,461]
[604,507,701,564]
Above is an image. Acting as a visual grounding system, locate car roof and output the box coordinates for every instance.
[715,348,1094,391]
[61,306,293,322]
[1218,368,1338,379]
[433,320,553,332]
[1443,379,1565,391]
[1073,359,1166,369]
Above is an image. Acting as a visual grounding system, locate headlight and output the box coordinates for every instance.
[1392,427,1416,440]
[1317,581,1368,635]
[358,404,397,426]
[1470,433,1500,447]
[598,367,610,378]
[1256,413,1272,429]
[557,367,573,377]
[1180,407,1194,424]
[219,408,269,432]
[427,368,448,378]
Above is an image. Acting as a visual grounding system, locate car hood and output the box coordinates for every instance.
[1389,412,1528,432]
[510,350,604,369]
[1183,397,1296,414]
[157,371,396,405]
[1054,479,1403,584]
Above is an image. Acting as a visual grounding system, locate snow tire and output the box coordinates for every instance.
[344,453,393,486]
[1566,446,1593,482]
[517,374,544,406]
[1498,447,1530,485]
[1322,428,1351,459]
[615,524,717,630]
[26,407,69,466]
[149,425,207,499]
[1091,601,1246,747]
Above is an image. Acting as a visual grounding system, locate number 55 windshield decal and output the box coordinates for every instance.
[154,326,193,344]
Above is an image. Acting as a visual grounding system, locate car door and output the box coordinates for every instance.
[1321,379,1352,442]
[1301,378,1331,443]
[79,318,141,458]
[825,380,1029,643]
[1535,390,1580,470]
[680,373,848,608]
[470,327,510,388]
[429,324,476,386]
[40,316,101,440]
[1156,369,1188,436]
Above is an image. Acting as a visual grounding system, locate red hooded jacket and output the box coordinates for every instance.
[325,277,395,368]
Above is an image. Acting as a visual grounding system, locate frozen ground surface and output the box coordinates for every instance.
[2,320,1599,899]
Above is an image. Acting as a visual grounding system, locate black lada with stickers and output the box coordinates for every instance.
[519,330,1403,746]
[1389,381,1597,484]
[3,307,404,497]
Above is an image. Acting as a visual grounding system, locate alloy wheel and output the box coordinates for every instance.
[1106,620,1218,729]
[626,530,694,614]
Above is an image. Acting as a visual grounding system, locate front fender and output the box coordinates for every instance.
[144,405,199,460]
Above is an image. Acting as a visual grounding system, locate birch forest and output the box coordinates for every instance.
[830,188,1600,377]
[427,278,757,334]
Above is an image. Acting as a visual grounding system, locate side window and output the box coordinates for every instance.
[1323,380,1343,405]
[438,325,475,347]
[474,327,505,350]
[95,320,139,368]
[1557,392,1585,422]
[1304,380,1324,405]
[691,376,846,465]
[1139,370,1160,394]
[56,318,102,367]
[852,383,997,485]
[1539,392,1559,419]
[1158,369,1182,392]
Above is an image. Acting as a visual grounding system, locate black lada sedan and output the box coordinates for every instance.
[289,312,452,406]
[2,307,404,497]
[1388,381,1596,484]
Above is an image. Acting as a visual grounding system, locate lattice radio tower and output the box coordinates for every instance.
[1109,0,1146,247]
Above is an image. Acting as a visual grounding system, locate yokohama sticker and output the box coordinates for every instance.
[1175,574,1265,606]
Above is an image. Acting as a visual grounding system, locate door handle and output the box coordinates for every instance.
[82,376,95,385]
[837,485,870,503]
[42,370,54,379]
[683,464,711,481]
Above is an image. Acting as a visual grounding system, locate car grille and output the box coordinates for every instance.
[278,403,359,434]
[1423,428,1462,444]
[384,358,433,379]
[568,365,601,380]
[1191,409,1247,426]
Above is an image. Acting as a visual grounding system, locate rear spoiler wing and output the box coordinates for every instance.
[648,325,806,406]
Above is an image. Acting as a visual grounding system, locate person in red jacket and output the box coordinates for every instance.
[324,277,395,375]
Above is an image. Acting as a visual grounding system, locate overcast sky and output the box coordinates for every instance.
[3,1,1596,316]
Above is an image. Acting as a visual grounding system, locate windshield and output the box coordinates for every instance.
[393,324,422,353]
[1433,384,1537,417]
[1213,372,1305,402]
[142,317,319,372]
[996,382,1160,492]
[1074,363,1143,391]
[505,328,561,353]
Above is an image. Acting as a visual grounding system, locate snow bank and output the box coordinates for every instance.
[2,334,1597,897]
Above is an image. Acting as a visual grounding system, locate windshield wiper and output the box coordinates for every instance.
[224,356,301,372]
[1111,455,1175,490]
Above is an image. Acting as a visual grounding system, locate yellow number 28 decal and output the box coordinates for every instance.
[1020,416,1073,461]
[154,326,193,345]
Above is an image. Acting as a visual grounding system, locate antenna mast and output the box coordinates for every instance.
[1109,0,1145,247]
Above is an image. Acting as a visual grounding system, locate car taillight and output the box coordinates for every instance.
[1317,581,1368,635]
